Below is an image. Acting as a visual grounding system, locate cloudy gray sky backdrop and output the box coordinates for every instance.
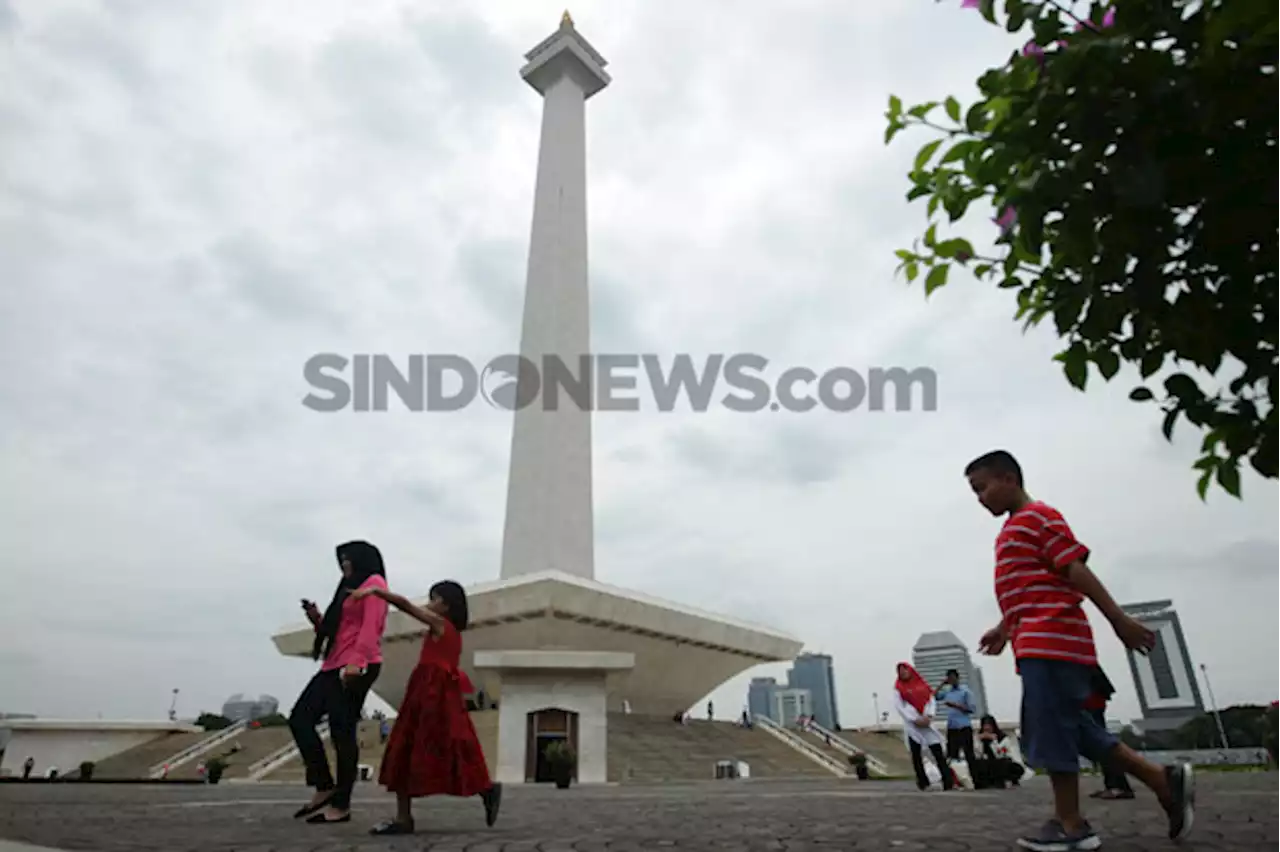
[1,0,1276,725]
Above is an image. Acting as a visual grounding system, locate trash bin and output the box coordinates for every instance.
[714,760,738,780]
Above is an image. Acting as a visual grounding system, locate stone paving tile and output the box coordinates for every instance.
[0,773,1275,851]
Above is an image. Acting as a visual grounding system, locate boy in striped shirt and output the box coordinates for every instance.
[965,450,1194,852]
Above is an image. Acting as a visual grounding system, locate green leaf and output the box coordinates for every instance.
[1057,344,1088,390]
[914,138,944,171]
[923,223,938,248]
[1216,460,1242,498]
[1093,349,1120,381]
[907,101,940,120]
[1005,0,1027,32]
[944,97,961,123]
[1200,429,1221,452]
[1129,386,1154,402]
[925,263,950,296]
[978,0,996,25]
[884,120,906,145]
[1161,407,1179,441]
[1163,373,1201,402]
[1139,351,1164,378]
[904,262,919,283]
[964,102,988,134]
[935,238,975,260]
[888,95,903,119]
[1195,467,1213,501]
[939,140,978,166]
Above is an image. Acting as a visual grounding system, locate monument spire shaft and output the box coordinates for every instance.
[500,17,610,582]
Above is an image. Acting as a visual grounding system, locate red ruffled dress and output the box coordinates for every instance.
[378,620,492,797]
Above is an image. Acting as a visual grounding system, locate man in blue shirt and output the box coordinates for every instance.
[936,668,979,783]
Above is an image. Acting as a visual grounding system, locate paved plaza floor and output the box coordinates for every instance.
[0,773,1275,851]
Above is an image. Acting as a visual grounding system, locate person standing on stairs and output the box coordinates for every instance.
[893,662,954,791]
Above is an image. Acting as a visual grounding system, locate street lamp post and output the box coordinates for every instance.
[168,688,180,723]
[1199,664,1230,748]
[872,692,880,726]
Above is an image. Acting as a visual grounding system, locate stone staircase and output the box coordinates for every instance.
[90,731,213,779]
[163,727,296,780]
[840,729,916,777]
[606,715,836,783]
[262,712,500,783]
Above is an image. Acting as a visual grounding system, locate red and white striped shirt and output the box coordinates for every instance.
[994,501,1096,665]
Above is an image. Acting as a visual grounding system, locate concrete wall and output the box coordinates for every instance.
[1,729,160,777]
[493,672,608,785]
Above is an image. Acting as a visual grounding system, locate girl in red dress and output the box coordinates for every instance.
[349,579,501,836]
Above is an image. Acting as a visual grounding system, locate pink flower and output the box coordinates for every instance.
[1022,40,1046,65]
[961,0,981,7]
[994,207,1017,234]
[1102,7,1116,27]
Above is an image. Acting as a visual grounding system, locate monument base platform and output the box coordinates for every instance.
[474,650,633,784]
[273,571,802,721]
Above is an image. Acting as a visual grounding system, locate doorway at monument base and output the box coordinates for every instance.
[474,650,633,785]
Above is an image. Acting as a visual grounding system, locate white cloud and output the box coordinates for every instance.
[0,0,1274,729]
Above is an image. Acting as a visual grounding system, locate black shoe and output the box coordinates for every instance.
[306,811,351,824]
[482,783,503,827]
[1163,763,1195,840]
[293,792,334,819]
[370,820,414,835]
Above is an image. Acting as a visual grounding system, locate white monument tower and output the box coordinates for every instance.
[499,10,608,583]
[274,14,803,786]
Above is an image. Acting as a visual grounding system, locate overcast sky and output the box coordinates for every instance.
[1,0,1275,728]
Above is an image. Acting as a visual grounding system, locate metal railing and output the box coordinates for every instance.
[149,719,251,778]
[751,715,848,777]
[801,720,891,776]
[245,722,329,781]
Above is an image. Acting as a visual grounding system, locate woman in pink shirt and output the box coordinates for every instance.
[290,541,389,824]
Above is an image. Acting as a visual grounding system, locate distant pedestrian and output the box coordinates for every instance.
[893,662,953,791]
[1084,666,1135,800]
[936,668,978,782]
[22,757,34,779]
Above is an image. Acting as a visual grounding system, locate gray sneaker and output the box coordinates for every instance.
[1016,819,1102,852]
[1163,763,1195,841]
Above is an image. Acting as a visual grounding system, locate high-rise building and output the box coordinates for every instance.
[970,665,990,718]
[787,653,840,729]
[912,631,987,716]
[747,677,778,721]
[1120,600,1204,734]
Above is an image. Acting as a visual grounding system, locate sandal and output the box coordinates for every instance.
[370,820,415,835]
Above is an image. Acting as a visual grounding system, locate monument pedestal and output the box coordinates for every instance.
[474,650,634,785]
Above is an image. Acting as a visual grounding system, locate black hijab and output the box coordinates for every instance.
[312,541,386,661]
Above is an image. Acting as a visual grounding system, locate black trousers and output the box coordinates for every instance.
[908,739,954,790]
[289,664,380,810]
[945,726,978,768]
[1088,708,1133,792]
[972,751,1025,788]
